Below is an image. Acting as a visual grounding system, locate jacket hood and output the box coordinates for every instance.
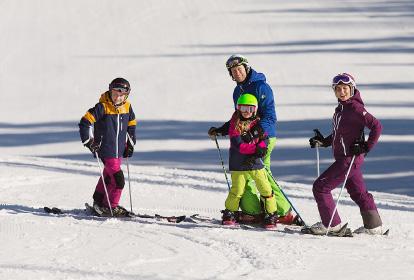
[99,91,111,104]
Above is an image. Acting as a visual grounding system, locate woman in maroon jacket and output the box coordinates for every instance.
[309,73,384,235]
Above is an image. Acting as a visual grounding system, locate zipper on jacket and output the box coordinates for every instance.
[341,136,347,156]
[116,114,120,157]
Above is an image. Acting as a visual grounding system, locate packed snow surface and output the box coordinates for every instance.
[0,0,413,279]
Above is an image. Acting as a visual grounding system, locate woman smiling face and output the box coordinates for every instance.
[334,83,352,101]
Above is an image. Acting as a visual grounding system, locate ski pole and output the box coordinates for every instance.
[213,136,231,191]
[126,133,135,213]
[316,145,320,177]
[262,161,308,227]
[313,129,323,177]
[126,157,133,213]
[325,155,356,235]
[95,153,113,217]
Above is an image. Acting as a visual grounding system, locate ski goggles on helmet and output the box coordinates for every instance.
[227,58,243,69]
[332,73,356,87]
[237,104,256,113]
[226,56,248,69]
[111,85,130,93]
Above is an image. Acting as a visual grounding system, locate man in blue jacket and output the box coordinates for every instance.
[208,55,294,223]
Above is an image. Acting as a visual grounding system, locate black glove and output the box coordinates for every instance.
[208,127,220,139]
[241,124,265,143]
[84,138,101,154]
[241,131,254,143]
[123,141,134,158]
[255,145,267,158]
[309,129,325,148]
[251,124,265,140]
[350,141,368,156]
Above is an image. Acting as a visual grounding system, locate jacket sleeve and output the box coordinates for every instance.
[256,82,277,131]
[362,110,382,152]
[323,134,333,147]
[78,103,104,143]
[127,105,137,144]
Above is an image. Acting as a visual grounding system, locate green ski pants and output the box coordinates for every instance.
[239,137,291,216]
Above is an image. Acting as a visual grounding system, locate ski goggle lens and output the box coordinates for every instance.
[332,75,354,86]
[237,105,256,113]
[227,57,245,69]
[111,87,130,93]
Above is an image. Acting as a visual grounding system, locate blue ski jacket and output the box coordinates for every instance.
[232,69,277,138]
[79,92,136,159]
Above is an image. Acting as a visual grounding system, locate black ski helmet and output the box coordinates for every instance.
[109,77,130,92]
[225,54,251,78]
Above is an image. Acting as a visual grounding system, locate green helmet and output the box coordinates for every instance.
[237,93,258,107]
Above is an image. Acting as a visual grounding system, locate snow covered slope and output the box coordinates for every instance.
[0,0,413,279]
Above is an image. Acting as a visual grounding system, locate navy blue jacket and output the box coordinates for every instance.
[232,69,277,138]
[79,92,136,159]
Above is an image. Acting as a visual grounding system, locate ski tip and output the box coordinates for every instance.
[383,229,390,236]
[340,222,348,230]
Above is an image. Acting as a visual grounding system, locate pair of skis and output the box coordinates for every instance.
[43,204,186,224]
[43,207,388,237]
[186,214,353,236]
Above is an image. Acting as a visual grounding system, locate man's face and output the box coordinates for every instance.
[230,65,247,83]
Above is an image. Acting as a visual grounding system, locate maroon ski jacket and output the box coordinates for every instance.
[323,89,382,160]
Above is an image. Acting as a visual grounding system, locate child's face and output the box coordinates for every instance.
[238,105,256,119]
[241,111,254,118]
[110,89,128,105]
[335,84,352,101]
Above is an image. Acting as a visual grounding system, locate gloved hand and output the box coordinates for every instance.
[241,131,254,143]
[208,126,226,140]
[309,129,325,148]
[241,124,265,143]
[350,141,368,156]
[250,123,265,140]
[123,141,134,158]
[255,145,267,158]
[208,127,220,139]
[84,138,101,154]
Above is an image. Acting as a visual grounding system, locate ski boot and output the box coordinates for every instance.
[221,209,237,226]
[263,213,277,229]
[277,211,295,225]
[309,222,342,235]
[353,225,383,235]
[112,205,134,217]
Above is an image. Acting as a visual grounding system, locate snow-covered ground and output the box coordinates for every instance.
[0,0,413,279]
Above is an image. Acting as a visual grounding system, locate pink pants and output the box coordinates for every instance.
[93,158,124,208]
